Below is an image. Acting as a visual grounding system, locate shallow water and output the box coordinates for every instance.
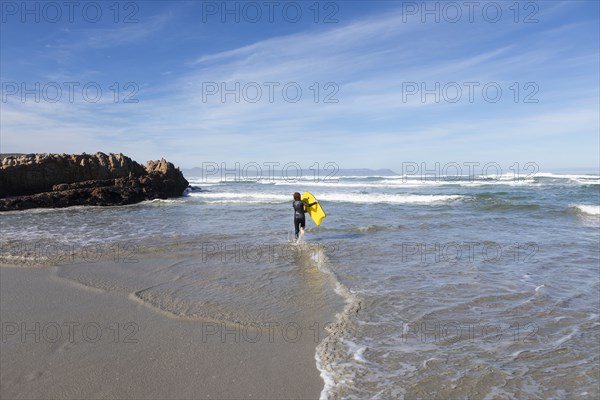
[1,172,599,399]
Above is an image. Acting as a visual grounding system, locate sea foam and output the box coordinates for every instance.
[575,204,600,216]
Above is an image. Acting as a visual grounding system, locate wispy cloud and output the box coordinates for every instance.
[1,2,598,169]
[46,13,172,51]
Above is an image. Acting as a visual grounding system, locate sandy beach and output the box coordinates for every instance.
[1,260,340,399]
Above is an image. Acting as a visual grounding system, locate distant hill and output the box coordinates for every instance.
[336,168,398,176]
[182,167,397,179]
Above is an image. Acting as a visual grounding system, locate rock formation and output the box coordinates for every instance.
[0,153,189,211]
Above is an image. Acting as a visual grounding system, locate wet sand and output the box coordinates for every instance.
[0,264,333,399]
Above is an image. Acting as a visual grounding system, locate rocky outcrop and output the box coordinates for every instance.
[0,152,146,197]
[0,153,189,211]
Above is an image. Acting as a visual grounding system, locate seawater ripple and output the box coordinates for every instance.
[2,173,598,399]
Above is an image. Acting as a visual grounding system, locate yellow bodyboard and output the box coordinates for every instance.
[302,192,326,226]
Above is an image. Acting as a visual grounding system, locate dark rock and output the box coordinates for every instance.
[0,153,189,211]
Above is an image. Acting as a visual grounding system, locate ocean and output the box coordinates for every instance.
[1,170,599,399]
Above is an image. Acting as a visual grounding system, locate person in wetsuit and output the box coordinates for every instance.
[293,192,317,239]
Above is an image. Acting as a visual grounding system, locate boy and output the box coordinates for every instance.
[292,192,317,239]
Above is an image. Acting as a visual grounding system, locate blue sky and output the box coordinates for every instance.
[1,0,598,171]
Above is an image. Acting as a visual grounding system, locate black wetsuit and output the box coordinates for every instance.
[293,200,315,238]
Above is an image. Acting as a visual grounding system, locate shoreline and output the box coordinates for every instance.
[0,261,341,399]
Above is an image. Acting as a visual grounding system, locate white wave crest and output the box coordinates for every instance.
[187,191,289,203]
[317,193,465,204]
[575,204,600,216]
[188,191,466,205]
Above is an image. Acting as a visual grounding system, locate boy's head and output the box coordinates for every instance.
[293,192,301,201]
